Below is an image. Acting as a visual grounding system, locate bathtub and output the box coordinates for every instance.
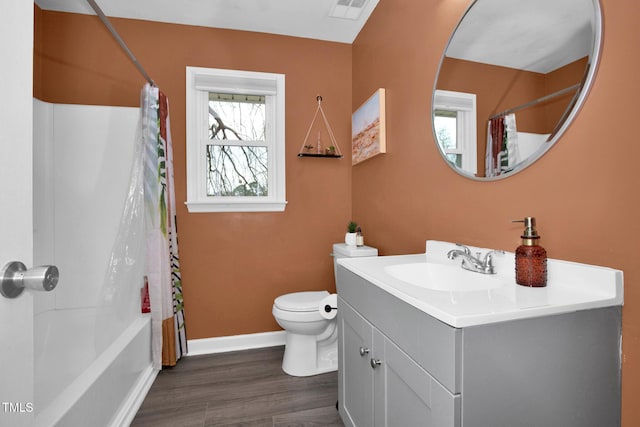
[31,100,154,426]
[34,309,155,427]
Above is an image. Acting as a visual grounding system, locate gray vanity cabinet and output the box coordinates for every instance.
[339,299,374,426]
[339,299,459,427]
[337,265,622,427]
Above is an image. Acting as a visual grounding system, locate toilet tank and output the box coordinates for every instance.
[332,243,378,281]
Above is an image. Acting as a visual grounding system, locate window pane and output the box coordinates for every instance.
[209,93,265,141]
[434,110,457,150]
[446,153,462,168]
[206,145,268,197]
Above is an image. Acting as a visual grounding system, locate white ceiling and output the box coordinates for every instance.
[34,0,596,73]
[34,0,380,44]
[446,0,596,74]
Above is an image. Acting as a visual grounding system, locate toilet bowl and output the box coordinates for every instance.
[272,291,337,377]
[272,243,378,377]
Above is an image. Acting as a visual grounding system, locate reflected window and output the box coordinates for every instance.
[434,110,462,168]
[433,90,477,174]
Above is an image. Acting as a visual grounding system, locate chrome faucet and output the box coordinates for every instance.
[447,243,504,275]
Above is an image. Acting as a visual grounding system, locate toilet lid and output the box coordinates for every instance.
[274,291,330,312]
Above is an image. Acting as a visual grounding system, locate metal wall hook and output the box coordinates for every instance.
[0,261,59,299]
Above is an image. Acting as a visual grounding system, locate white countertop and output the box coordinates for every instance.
[337,240,623,328]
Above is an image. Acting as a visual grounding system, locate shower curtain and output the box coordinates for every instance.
[141,83,187,368]
[486,113,520,177]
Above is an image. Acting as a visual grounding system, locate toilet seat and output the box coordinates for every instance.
[274,291,329,312]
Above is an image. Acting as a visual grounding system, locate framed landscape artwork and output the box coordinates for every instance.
[352,88,386,165]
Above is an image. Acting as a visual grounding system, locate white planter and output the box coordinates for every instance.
[345,232,357,246]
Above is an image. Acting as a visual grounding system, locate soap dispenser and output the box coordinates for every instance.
[512,217,547,287]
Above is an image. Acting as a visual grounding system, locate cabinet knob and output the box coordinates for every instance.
[370,358,382,369]
[359,347,370,357]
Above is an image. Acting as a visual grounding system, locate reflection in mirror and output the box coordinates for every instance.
[433,0,601,180]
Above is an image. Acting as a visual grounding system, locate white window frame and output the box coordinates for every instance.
[434,89,477,175]
[185,66,287,213]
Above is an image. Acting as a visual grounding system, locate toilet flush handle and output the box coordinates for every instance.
[324,304,337,313]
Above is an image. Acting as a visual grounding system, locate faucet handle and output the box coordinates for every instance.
[454,243,471,255]
[483,250,505,267]
[479,250,505,274]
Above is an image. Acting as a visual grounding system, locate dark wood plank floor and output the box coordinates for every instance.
[131,346,344,427]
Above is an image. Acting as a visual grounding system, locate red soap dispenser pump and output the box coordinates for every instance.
[512,217,547,287]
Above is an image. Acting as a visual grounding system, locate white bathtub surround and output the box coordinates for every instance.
[33,101,141,315]
[33,100,154,426]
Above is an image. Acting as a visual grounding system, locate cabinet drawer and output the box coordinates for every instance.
[338,266,462,393]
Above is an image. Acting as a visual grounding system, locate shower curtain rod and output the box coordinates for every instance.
[489,83,581,120]
[85,0,156,87]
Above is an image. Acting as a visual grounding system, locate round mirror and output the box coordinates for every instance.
[432,0,601,180]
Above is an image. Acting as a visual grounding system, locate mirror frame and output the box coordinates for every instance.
[431,0,603,181]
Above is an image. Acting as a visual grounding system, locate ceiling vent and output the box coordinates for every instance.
[329,0,369,20]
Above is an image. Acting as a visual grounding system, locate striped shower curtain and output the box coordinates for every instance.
[485,113,520,177]
[141,83,187,368]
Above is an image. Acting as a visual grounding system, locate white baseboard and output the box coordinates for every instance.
[186,330,287,356]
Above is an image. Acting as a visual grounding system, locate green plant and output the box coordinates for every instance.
[347,221,358,233]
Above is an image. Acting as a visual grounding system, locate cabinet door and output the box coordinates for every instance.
[375,331,460,427]
[339,299,374,427]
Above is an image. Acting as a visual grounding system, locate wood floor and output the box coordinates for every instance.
[131,346,345,427]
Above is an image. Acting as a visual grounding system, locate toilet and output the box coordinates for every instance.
[272,243,378,376]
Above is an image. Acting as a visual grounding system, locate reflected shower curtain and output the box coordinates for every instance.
[141,83,187,368]
[486,113,520,177]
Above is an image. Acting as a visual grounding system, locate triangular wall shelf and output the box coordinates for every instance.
[298,95,343,158]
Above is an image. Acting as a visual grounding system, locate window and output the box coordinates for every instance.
[433,90,477,175]
[434,109,462,167]
[186,67,286,212]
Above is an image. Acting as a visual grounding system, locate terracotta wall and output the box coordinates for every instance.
[352,0,639,425]
[544,57,590,133]
[34,8,353,339]
[438,58,546,131]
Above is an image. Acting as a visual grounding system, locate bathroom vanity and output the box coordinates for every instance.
[336,241,623,427]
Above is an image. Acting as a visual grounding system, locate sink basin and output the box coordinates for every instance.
[384,262,506,292]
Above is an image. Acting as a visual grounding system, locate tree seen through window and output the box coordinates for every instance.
[207,93,268,197]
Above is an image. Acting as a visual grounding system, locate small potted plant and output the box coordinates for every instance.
[325,146,337,156]
[345,221,358,246]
